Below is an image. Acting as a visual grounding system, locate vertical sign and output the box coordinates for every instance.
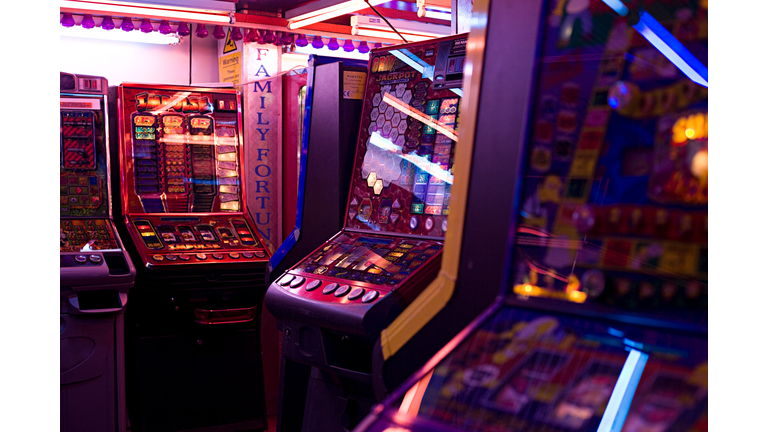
[452,0,474,34]
[243,43,282,253]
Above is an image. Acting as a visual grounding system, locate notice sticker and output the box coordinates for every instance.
[343,71,367,100]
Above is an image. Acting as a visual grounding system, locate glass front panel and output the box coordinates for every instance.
[293,231,442,287]
[346,35,468,237]
[119,86,243,214]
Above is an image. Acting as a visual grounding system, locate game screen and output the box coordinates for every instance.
[292,231,442,287]
[60,97,109,218]
[61,219,120,252]
[119,86,243,215]
[345,35,467,238]
[409,306,707,432]
[505,0,707,317]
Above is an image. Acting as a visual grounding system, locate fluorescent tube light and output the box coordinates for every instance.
[355,28,434,42]
[596,349,648,432]
[61,25,181,44]
[60,0,232,24]
[352,15,450,38]
[286,0,389,30]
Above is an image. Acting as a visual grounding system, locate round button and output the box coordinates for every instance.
[152,254,164,262]
[322,283,340,295]
[278,275,295,287]
[425,217,434,231]
[228,252,240,259]
[242,252,254,258]
[75,255,87,263]
[179,254,191,261]
[442,218,449,232]
[166,254,178,261]
[409,216,419,230]
[290,276,305,288]
[255,251,266,258]
[195,253,207,260]
[348,288,365,300]
[305,280,322,291]
[89,254,102,264]
[362,290,380,303]
[212,253,224,260]
[334,285,351,297]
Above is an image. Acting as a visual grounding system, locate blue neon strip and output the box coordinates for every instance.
[633,11,708,87]
[391,48,434,79]
[602,0,629,16]
[596,348,649,432]
[268,59,315,271]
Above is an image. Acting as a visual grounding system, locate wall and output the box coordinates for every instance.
[60,33,220,86]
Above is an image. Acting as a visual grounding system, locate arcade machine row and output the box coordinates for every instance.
[264,33,470,432]
[356,0,708,431]
[60,72,136,432]
[113,83,271,432]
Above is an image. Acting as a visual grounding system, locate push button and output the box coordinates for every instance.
[322,283,339,295]
[75,255,87,263]
[88,254,102,264]
[212,253,224,260]
[242,252,254,258]
[305,280,322,291]
[347,288,365,301]
[152,254,164,262]
[179,254,191,261]
[255,251,266,258]
[166,254,178,261]
[334,285,351,297]
[228,252,240,259]
[278,275,295,286]
[290,277,305,288]
[195,253,207,260]
[362,290,379,303]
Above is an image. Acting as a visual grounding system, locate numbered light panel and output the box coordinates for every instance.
[127,215,267,267]
[275,231,443,304]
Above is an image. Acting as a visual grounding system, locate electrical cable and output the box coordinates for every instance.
[364,0,409,43]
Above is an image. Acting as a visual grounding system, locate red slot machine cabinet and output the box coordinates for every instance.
[60,72,136,432]
[264,33,469,432]
[115,84,271,432]
[353,1,707,432]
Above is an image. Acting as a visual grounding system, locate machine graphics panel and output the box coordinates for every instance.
[345,36,468,238]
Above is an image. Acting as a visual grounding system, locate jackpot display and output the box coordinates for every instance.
[355,1,707,431]
[60,72,135,432]
[265,34,469,431]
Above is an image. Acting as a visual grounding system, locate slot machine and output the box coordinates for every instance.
[264,34,469,431]
[356,0,708,431]
[114,84,271,432]
[60,72,136,432]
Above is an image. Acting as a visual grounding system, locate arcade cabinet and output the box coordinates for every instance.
[357,0,708,431]
[60,72,136,432]
[113,83,271,432]
[265,34,470,432]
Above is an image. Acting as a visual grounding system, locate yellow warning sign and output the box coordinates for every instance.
[223,29,237,54]
[343,71,367,100]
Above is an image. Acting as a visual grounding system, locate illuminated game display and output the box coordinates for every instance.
[117,84,268,266]
[116,84,270,432]
[265,33,469,431]
[355,1,707,431]
[267,34,467,318]
[60,72,135,432]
